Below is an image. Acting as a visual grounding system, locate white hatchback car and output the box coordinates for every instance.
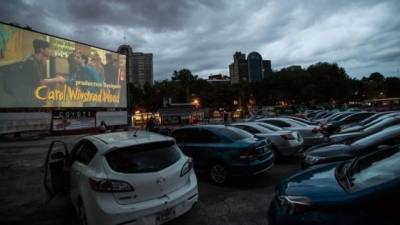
[44,131,198,225]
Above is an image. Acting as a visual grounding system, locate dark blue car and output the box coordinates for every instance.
[269,144,400,225]
[172,125,274,184]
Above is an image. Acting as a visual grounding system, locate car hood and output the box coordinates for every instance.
[308,144,353,157]
[277,163,349,203]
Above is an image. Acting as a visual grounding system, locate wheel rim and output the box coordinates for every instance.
[78,203,88,225]
[210,164,227,184]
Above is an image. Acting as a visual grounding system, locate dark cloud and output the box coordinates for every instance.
[0,0,399,80]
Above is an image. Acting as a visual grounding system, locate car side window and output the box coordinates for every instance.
[198,129,220,143]
[75,141,98,165]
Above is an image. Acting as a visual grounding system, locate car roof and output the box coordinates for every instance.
[86,131,174,152]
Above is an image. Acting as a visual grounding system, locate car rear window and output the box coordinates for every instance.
[105,141,181,173]
[219,127,253,141]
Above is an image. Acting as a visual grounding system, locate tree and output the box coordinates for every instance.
[384,77,400,97]
[171,69,197,102]
[369,72,385,82]
[307,62,351,103]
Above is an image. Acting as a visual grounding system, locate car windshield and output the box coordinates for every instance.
[219,126,253,141]
[351,129,392,148]
[360,113,385,125]
[324,112,339,120]
[106,141,181,173]
[295,118,314,125]
[362,116,387,128]
[250,124,271,133]
[256,123,281,131]
[334,112,354,121]
[348,146,400,192]
[362,118,396,134]
[286,119,308,126]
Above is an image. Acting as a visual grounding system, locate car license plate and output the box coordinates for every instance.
[157,208,175,223]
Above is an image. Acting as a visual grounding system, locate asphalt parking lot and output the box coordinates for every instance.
[0,133,300,225]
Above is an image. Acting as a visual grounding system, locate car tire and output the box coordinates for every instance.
[78,199,88,225]
[209,163,229,185]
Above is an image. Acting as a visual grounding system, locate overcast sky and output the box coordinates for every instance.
[1,0,399,80]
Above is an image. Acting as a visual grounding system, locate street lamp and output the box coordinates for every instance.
[191,98,201,124]
[192,98,200,107]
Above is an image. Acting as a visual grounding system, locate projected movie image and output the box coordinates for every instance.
[0,23,127,108]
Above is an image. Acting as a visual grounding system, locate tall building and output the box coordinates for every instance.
[131,52,153,87]
[229,51,248,84]
[262,60,272,77]
[247,52,263,81]
[117,44,133,84]
[229,51,272,84]
[117,45,154,88]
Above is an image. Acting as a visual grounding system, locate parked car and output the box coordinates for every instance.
[43,131,198,225]
[304,110,323,120]
[341,112,400,133]
[269,144,400,225]
[244,114,265,122]
[301,125,400,168]
[321,112,376,134]
[256,118,324,147]
[231,122,303,158]
[171,125,274,184]
[327,116,400,143]
[341,111,396,129]
[316,111,354,124]
[279,116,319,126]
[312,111,331,120]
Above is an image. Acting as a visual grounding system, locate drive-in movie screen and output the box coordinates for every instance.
[0,23,127,108]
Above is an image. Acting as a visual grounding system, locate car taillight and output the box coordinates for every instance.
[180,158,193,177]
[88,178,134,192]
[280,133,295,140]
[240,147,257,159]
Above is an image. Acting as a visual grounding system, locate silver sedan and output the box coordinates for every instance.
[231,122,304,158]
[256,117,324,147]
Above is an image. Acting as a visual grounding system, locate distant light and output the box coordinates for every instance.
[192,99,200,105]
